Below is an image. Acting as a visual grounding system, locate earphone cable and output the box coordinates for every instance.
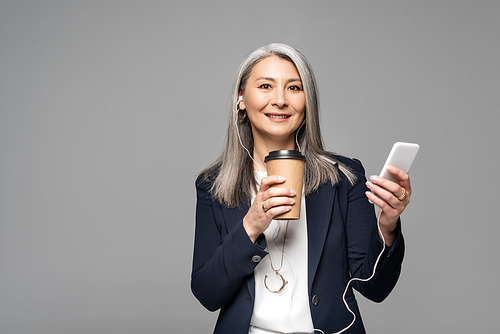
[235,115,262,172]
[281,209,386,334]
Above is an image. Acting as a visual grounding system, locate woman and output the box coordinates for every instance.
[191,43,410,334]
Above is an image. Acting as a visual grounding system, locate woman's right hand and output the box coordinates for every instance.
[243,175,296,243]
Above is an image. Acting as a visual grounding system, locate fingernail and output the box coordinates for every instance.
[290,189,296,196]
[366,192,374,204]
[370,175,379,183]
[278,176,285,182]
[388,166,396,172]
[366,181,373,188]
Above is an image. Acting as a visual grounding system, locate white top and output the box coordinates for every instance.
[250,171,314,334]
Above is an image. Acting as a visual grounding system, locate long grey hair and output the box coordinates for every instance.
[202,43,356,208]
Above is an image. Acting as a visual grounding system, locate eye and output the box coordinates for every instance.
[288,85,302,91]
[259,83,272,89]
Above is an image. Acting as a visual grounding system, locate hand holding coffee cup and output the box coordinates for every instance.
[242,175,296,243]
[242,150,306,241]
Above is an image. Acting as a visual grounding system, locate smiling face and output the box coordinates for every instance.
[239,56,306,149]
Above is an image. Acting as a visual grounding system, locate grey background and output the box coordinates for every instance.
[1,1,499,333]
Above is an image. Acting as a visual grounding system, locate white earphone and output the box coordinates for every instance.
[237,96,243,109]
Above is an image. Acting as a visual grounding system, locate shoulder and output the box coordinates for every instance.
[196,161,222,190]
[195,173,211,190]
[328,153,366,178]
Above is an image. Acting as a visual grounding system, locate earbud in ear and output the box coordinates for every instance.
[236,96,244,110]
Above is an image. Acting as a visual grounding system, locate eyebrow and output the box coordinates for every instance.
[254,76,302,84]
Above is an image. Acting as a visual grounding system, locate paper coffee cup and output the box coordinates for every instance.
[264,150,306,220]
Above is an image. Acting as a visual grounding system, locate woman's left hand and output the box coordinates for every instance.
[365,166,411,246]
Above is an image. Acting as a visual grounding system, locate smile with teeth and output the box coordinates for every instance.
[266,114,290,119]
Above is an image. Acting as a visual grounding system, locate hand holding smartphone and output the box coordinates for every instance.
[379,142,419,183]
[369,142,419,204]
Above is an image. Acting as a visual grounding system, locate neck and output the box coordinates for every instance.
[252,136,296,172]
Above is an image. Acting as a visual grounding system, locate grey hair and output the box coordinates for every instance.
[202,43,356,208]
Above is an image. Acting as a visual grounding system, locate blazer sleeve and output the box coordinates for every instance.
[345,158,405,302]
[191,175,268,311]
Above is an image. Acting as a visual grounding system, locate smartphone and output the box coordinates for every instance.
[379,142,420,183]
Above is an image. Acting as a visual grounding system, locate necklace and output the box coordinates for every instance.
[263,220,290,293]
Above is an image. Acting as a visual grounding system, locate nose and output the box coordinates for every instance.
[271,88,287,108]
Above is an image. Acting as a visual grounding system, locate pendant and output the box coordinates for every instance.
[264,270,288,293]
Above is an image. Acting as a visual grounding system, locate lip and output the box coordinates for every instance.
[265,113,291,123]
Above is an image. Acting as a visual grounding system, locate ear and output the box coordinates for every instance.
[238,95,245,110]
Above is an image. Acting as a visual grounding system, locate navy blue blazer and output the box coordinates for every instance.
[191,156,404,334]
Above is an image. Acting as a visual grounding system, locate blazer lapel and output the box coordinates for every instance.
[219,184,338,302]
[220,204,257,302]
[221,204,249,234]
[306,182,337,293]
